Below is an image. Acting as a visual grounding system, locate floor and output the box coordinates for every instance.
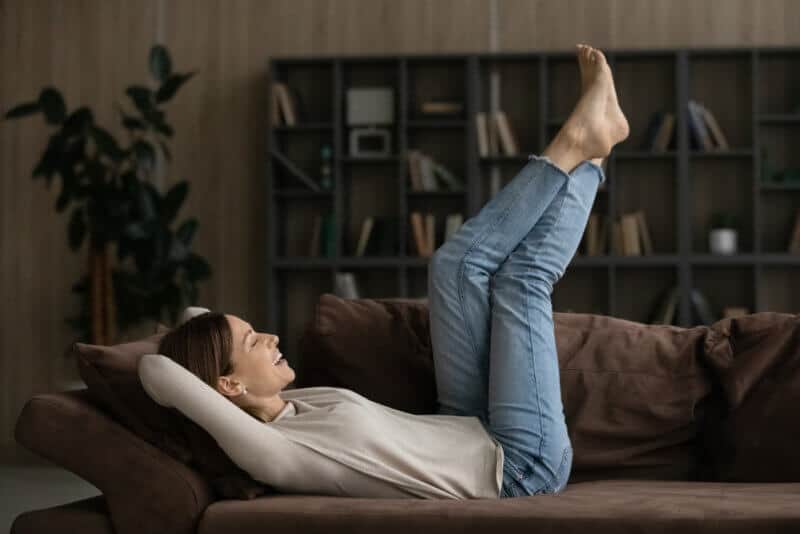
[0,443,100,533]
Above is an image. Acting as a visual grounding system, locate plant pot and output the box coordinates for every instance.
[709,228,738,255]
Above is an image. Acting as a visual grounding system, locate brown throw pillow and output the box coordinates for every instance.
[700,311,800,482]
[73,324,271,500]
[297,293,714,483]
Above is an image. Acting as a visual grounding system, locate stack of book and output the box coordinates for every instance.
[352,216,398,256]
[409,212,463,257]
[581,210,654,256]
[687,100,729,151]
[271,82,305,126]
[641,111,676,152]
[407,150,464,192]
[475,111,519,157]
[789,208,800,254]
[307,213,336,257]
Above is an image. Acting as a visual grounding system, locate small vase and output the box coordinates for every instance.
[709,228,737,255]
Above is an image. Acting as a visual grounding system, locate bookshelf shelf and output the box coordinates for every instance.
[268,47,800,362]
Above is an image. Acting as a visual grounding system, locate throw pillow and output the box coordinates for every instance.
[73,322,271,500]
[700,311,800,482]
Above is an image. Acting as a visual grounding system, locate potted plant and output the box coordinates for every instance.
[709,212,738,255]
[4,45,212,346]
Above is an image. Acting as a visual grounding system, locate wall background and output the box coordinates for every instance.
[2,0,799,446]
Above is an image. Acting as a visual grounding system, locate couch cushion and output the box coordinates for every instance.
[73,326,270,500]
[701,311,800,482]
[297,293,713,482]
[197,480,800,534]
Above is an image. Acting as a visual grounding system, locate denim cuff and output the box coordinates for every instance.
[527,154,607,185]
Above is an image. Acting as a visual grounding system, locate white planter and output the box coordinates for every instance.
[709,228,738,254]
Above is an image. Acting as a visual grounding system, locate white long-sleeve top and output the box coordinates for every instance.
[137,308,504,500]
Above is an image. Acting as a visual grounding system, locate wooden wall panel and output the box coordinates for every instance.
[1,0,799,446]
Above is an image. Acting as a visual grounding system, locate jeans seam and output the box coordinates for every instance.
[455,161,540,362]
[524,180,570,466]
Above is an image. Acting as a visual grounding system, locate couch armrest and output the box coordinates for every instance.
[14,389,213,534]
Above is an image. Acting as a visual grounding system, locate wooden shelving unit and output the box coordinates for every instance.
[268,49,800,362]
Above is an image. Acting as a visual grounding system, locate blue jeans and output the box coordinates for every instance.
[428,154,605,498]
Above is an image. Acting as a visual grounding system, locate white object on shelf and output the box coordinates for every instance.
[709,228,737,254]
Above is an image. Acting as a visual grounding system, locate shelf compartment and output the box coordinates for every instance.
[553,266,609,315]
[273,61,334,124]
[407,58,467,121]
[758,190,800,253]
[272,129,333,191]
[691,266,755,324]
[759,123,800,183]
[613,159,678,253]
[613,54,677,152]
[688,52,753,149]
[342,163,401,256]
[757,51,800,115]
[759,266,800,313]
[404,205,467,257]
[478,57,542,154]
[276,198,333,257]
[407,128,467,191]
[342,59,401,157]
[614,267,678,324]
[690,159,754,253]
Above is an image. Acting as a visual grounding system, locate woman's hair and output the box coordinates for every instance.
[157,311,234,388]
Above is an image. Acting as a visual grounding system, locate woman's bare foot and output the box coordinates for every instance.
[543,44,629,173]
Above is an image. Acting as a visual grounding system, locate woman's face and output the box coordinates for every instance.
[221,314,295,397]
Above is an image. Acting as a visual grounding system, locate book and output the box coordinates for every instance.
[431,161,464,191]
[308,214,322,256]
[699,104,730,150]
[425,213,436,256]
[653,113,676,152]
[788,209,800,254]
[634,210,654,255]
[334,272,360,299]
[420,100,463,115]
[410,212,428,256]
[621,213,641,256]
[612,220,624,255]
[407,150,423,191]
[475,112,490,158]
[650,285,680,325]
[690,288,717,325]
[355,216,374,256]
[594,215,609,255]
[419,154,439,191]
[641,111,664,151]
[274,82,296,126]
[444,213,463,242]
[494,111,519,155]
[688,100,713,151]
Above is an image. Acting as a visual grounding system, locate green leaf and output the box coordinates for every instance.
[122,115,145,131]
[184,253,211,280]
[156,72,195,103]
[91,126,124,161]
[175,218,198,245]
[32,133,64,179]
[68,207,86,251]
[126,86,153,114]
[38,87,66,124]
[63,107,93,135]
[4,101,40,119]
[149,45,172,83]
[138,181,160,220]
[162,181,188,223]
[154,120,173,137]
[133,140,156,170]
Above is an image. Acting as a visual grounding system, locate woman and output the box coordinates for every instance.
[144,43,629,500]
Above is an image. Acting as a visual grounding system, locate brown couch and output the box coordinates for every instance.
[11,294,800,533]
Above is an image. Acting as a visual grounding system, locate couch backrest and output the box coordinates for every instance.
[14,389,212,534]
[297,293,715,483]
